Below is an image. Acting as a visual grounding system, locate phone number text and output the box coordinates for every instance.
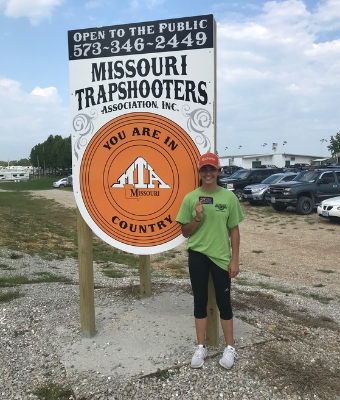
[72,32,208,58]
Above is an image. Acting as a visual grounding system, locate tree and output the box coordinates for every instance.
[328,131,340,158]
[15,158,31,166]
[0,158,31,166]
[29,135,72,171]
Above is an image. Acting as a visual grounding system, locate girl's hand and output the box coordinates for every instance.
[195,200,204,221]
[228,259,239,278]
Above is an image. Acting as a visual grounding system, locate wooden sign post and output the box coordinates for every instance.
[139,255,151,297]
[77,208,95,337]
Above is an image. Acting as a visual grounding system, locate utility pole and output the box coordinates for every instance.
[37,156,40,178]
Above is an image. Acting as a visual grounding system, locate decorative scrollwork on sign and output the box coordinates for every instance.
[182,106,212,151]
[73,111,97,160]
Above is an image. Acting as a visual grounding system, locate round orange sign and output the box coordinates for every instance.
[80,112,200,252]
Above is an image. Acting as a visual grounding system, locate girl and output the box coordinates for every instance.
[176,152,244,369]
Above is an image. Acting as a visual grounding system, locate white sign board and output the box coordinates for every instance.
[68,14,216,254]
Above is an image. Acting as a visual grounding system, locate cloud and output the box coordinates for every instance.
[0,0,64,25]
[31,86,60,100]
[218,22,269,41]
[84,0,106,10]
[315,0,340,25]
[262,0,309,20]
[128,0,165,12]
[305,38,340,57]
[144,0,165,7]
[215,0,340,155]
[0,78,69,160]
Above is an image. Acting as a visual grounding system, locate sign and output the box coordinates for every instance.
[68,15,216,254]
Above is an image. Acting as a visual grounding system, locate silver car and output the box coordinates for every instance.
[242,173,297,204]
[53,177,69,188]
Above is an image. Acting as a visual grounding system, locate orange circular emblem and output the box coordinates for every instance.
[80,112,200,250]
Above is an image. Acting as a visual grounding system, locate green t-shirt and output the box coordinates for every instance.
[176,186,244,271]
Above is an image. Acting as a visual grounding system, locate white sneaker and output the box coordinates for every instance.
[191,345,207,368]
[219,345,237,369]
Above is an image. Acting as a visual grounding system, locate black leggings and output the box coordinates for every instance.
[188,249,233,321]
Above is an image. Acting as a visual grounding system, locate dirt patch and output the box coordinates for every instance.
[29,189,77,209]
[239,204,340,296]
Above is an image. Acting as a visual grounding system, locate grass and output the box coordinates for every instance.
[167,262,184,270]
[14,329,30,337]
[0,188,138,266]
[33,383,74,400]
[235,277,250,286]
[10,252,24,259]
[0,276,30,286]
[300,292,334,304]
[147,368,171,381]
[0,290,22,303]
[0,273,72,287]
[102,268,128,278]
[317,269,335,274]
[252,249,264,254]
[0,177,69,191]
[257,282,295,294]
[165,262,187,278]
[154,249,182,263]
[234,278,335,305]
[0,263,14,270]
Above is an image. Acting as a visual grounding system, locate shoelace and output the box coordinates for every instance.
[223,348,238,359]
[193,347,205,358]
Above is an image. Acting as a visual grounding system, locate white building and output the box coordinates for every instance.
[219,152,325,169]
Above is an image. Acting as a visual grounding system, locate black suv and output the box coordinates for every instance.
[266,169,340,214]
[222,168,283,200]
[221,165,243,176]
[288,163,310,170]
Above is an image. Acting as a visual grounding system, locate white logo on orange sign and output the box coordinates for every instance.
[111,157,171,189]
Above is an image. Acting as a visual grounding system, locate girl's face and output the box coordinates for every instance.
[199,165,219,185]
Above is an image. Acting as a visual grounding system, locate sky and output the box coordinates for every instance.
[0,0,339,162]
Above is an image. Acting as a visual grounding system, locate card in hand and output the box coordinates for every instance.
[199,196,213,204]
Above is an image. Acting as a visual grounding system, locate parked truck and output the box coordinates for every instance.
[265,169,340,215]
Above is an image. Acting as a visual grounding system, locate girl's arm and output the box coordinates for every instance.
[181,201,204,238]
[228,225,240,278]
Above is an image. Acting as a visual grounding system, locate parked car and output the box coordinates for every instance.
[53,177,70,188]
[221,167,284,201]
[266,168,340,215]
[242,172,297,204]
[317,196,340,221]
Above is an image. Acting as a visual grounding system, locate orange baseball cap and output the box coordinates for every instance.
[198,152,220,170]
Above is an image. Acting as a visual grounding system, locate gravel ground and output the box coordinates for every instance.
[0,190,339,400]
